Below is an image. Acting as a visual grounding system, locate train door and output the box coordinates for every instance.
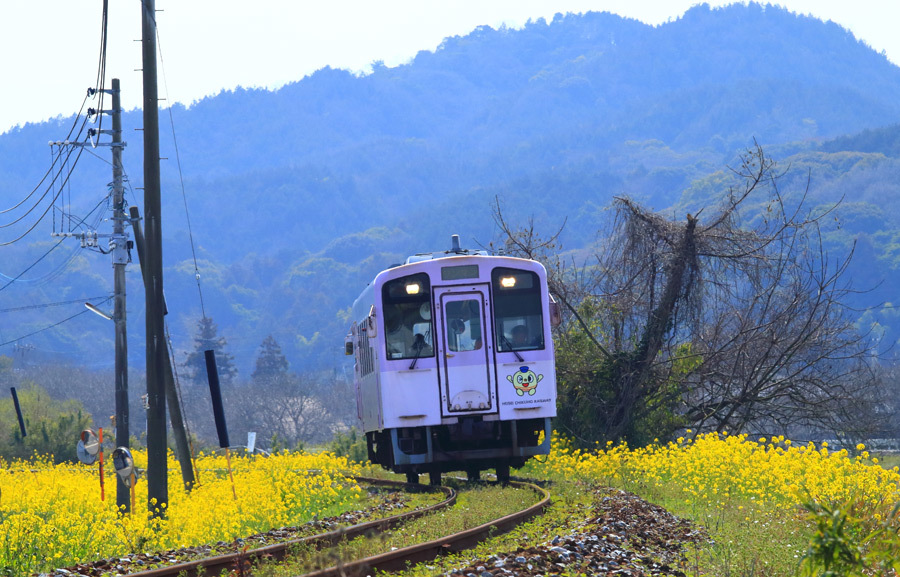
[434,285,495,415]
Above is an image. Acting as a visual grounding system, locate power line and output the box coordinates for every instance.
[1,138,86,227]
[0,131,94,246]
[0,295,111,314]
[91,0,109,140]
[157,25,206,318]
[1,0,111,244]
[0,296,113,348]
[0,95,91,217]
[0,182,108,287]
[0,238,66,292]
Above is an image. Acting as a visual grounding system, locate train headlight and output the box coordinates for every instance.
[405,282,421,295]
[500,276,516,288]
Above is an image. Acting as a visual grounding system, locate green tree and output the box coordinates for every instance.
[328,428,368,464]
[183,316,238,385]
[0,384,92,462]
[251,335,289,385]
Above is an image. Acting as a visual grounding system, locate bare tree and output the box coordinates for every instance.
[228,373,336,449]
[496,145,885,445]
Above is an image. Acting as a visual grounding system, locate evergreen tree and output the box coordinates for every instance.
[252,335,289,385]
[183,316,237,385]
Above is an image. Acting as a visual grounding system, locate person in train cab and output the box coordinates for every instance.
[511,324,530,349]
[410,330,433,357]
[407,308,433,356]
[386,307,415,358]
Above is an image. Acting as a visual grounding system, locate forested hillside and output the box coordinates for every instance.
[2,2,900,374]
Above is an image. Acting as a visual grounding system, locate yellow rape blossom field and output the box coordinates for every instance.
[0,450,363,575]
[523,432,900,575]
[3,433,900,576]
[530,432,900,508]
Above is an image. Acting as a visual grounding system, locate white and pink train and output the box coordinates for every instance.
[346,236,558,483]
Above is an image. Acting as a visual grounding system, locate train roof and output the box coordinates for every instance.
[404,234,488,264]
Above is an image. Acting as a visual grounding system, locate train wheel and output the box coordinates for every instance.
[429,470,441,486]
[466,468,481,482]
[406,472,420,484]
[496,463,510,484]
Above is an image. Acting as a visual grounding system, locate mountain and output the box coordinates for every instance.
[2,2,900,374]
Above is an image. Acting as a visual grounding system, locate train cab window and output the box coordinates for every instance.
[382,273,435,360]
[445,299,483,352]
[492,267,544,351]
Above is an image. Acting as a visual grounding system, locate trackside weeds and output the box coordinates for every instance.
[0,450,363,575]
[2,432,899,575]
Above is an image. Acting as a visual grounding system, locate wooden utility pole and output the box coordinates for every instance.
[129,206,196,491]
[142,0,167,515]
[110,78,131,513]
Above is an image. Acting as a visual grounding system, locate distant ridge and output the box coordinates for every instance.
[822,123,900,157]
[3,2,900,371]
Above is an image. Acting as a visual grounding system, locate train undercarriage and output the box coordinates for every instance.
[367,416,551,484]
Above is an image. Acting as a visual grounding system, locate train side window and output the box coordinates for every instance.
[382,273,435,360]
[491,267,544,351]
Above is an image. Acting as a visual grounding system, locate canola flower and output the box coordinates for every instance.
[526,432,900,513]
[0,449,363,575]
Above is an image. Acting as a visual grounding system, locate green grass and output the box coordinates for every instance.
[641,486,810,576]
[543,473,812,577]
[409,479,595,576]
[252,479,540,577]
[249,467,827,577]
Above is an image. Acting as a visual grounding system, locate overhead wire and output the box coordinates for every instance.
[0,150,87,246]
[1,134,88,229]
[0,93,92,217]
[0,296,114,349]
[0,238,66,293]
[0,295,112,314]
[156,25,207,318]
[0,191,108,287]
[0,0,109,244]
[90,0,109,140]
[0,0,114,351]
[156,18,201,460]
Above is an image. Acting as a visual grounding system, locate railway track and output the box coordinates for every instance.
[118,477,549,577]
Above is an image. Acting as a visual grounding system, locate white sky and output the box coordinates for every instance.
[1,1,897,135]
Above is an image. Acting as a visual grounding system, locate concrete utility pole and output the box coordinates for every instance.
[110,78,131,514]
[50,78,131,512]
[142,0,168,515]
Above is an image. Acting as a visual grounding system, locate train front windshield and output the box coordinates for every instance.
[492,267,545,351]
[382,273,435,360]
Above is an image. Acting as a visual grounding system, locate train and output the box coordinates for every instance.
[346,235,558,483]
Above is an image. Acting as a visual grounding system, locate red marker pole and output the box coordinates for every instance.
[98,427,106,502]
[225,447,237,501]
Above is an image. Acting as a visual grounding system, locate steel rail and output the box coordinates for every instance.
[126,477,455,577]
[296,480,551,577]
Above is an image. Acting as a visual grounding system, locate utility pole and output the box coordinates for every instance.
[129,205,196,492]
[142,0,168,515]
[110,78,131,514]
[50,79,131,512]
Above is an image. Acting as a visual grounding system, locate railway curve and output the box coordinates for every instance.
[299,480,550,577]
[85,478,548,577]
[122,476,455,577]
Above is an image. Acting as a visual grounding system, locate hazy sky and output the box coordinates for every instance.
[1,1,897,135]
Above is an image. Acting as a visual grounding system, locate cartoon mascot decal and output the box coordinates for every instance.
[507,366,543,396]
